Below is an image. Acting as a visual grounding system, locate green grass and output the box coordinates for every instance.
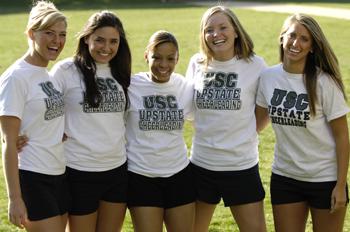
[1,1,350,231]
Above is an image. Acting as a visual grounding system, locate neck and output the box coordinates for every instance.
[213,51,235,62]
[24,49,49,67]
[283,60,305,74]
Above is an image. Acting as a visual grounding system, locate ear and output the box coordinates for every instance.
[144,51,149,63]
[84,36,89,45]
[27,29,35,41]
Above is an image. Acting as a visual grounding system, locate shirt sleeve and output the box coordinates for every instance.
[256,74,268,108]
[319,73,350,121]
[0,74,27,119]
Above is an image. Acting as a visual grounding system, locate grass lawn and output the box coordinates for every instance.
[0,1,349,231]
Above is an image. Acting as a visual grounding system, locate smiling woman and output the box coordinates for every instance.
[0,1,68,231]
[49,10,131,232]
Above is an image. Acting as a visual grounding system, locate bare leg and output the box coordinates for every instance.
[272,202,309,232]
[96,201,127,232]
[129,206,164,232]
[193,201,216,232]
[26,214,67,232]
[67,212,98,232]
[230,200,267,232]
[310,206,347,232]
[164,202,195,232]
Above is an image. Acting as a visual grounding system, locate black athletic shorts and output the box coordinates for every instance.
[19,169,70,221]
[191,163,265,206]
[271,173,349,209]
[127,164,196,209]
[67,162,128,215]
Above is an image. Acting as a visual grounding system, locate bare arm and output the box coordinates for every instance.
[255,105,270,133]
[329,115,349,213]
[0,116,28,228]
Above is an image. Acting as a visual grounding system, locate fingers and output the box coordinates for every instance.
[9,213,26,229]
[330,196,347,213]
[16,135,29,152]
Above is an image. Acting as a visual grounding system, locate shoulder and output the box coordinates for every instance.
[188,53,205,65]
[1,59,38,84]
[130,72,151,86]
[260,64,282,76]
[51,57,75,72]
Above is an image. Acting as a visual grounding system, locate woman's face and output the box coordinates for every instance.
[145,42,178,83]
[282,22,313,70]
[204,12,237,61]
[85,26,120,64]
[31,20,67,66]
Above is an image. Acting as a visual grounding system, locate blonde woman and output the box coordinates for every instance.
[0,1,68,231]
[186,6,267,232]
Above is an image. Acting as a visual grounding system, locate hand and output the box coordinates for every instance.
[16,135,28,152]
[8,197,28,228]
[330,184,347,213]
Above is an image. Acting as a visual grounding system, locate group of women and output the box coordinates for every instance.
[0,1,348,232]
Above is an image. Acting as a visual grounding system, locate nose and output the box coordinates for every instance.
[159,58,168,68]
[292,38,299,47]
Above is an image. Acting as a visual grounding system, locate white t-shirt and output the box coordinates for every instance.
[50,58,127,171]
[186,53,266,171]
[256,64,350,182]
[0,59,65,175]
[126,72,194,177]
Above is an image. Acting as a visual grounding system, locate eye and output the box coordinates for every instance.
[111,39,119,45]
[45,31,54,36]
[300,36,310,43]
[287,33,296,39]
[205,28,214,34]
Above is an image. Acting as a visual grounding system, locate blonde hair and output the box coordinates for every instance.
[199,6,254,68]
[26,0,66,34]
[279,13,346,116]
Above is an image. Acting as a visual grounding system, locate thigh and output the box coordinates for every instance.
[272,202,309,232]
[129,207,164,232]
[164,202,195,232]
[193,201,217,232]
[310,207,347,232]
[96,201,126,232]
[26,215,67,232]
[230,201,266,232]
[68,212,98,232]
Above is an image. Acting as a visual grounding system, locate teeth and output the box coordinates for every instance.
[289,48,300,53]
[213,39,225,45]
[99,53,109,56]
[48,47,58,52]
